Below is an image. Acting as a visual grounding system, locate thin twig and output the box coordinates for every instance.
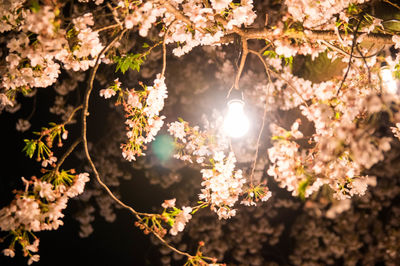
[64,105,83,125]
[249,96,268,186]
[248,49,309,107]
[161,21,175,77]
[234,38,248,90]
[336,17,363,96]
[81,29,197,260]
[227,38,248,98]
[106,3,123,30]
[54,137,82,174]
[160,0,205,34]
[94,23,120,32]
[258,44,271,55]
[321,40,384,59]
[383,0,400,10]
[356,44,371,85]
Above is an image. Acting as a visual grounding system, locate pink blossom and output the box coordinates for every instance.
[162,198,176,209]
[169,206,192,235]
[99,88,116,99]
[3,248,15,257]
[168,121,186,142]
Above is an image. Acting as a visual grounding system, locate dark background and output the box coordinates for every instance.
[0,85,169,266]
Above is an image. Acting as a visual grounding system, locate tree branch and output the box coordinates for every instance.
[156,0,394,51]
[80,29,201,262]
[337,17,363,95]
[234,38,248,90]
[248,49,309,107]
[221,28,394,45]
[161,21,175,77]
[54,137,82,174]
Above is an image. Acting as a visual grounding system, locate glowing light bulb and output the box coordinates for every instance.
[223,99,250,138]
[381,67,398,94]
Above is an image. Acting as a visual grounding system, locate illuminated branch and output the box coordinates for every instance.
[94,23,120,32]
[356,45,371,85]
[80,29,215,263]
[336,17,363,95]
[160,0,206,34]
[106,3,123,30]
[320,40,384,59]
[234,38,248,90]
[26,93,37,121]
[156,0,395,45]
[249,94,268,186]
[248,49,309,107]
[64,105,83,125]
[383,0,400,10]
[224,28,393,45]
[54,137,82,174]
[161,21,176,77]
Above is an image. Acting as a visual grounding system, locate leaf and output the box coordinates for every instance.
[382,19,400,32]
[22,139,36,158]
[30,0,40,12]
[282,55,293,67]
[166,217,174,226]
[142,43,149,48]
[394,64,400,79]
[114,53,145,74]
[298,178,310,200]
[263,50,277,58]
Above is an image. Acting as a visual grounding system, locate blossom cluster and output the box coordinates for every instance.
[100,75,167,161]
[285,0,368,29]
[199,152,245,220]
[0,172,90,264]
[118,0,257,56]
[62,13,104,71]
[168,119,228,164]
[168,206,193,236]
[267,90,395,200]
[0,3,105,117]
[3,6,64,92]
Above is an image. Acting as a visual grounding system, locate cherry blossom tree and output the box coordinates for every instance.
[1,0,400,265]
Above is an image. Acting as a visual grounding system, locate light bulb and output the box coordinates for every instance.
[223,99,250,138]
[381,67,398,94]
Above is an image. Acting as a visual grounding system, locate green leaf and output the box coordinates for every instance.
[22,139,36,158]
[382,19,400,33]
[263,50,277,58]
[283,56,293,67]
[142,43,150,48]
[30,0,40,12]
[394,64,400,79]
[298,178,310,200]
[114,53,145,74]
[166,217,174,226]
[347,3,361,15]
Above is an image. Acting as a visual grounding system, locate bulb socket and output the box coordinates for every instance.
[227,89,244,102]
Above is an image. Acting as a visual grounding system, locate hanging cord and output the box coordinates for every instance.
[227,37,249,98]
